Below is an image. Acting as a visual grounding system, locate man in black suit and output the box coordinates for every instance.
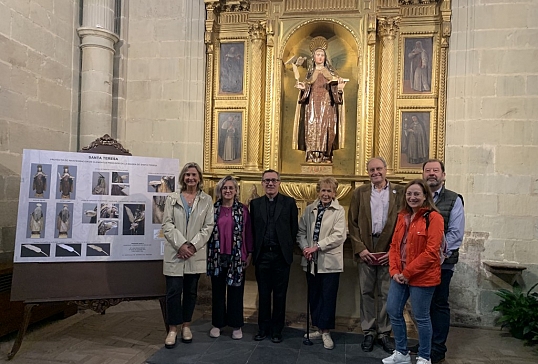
[250,169,298,343]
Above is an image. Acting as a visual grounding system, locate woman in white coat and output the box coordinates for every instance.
[162,162,214,348]
[298,177,346,350]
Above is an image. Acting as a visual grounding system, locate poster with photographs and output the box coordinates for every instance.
[14,149,179,263]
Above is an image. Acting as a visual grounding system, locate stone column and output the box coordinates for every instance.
[245,22,266,171]
[77,0,119,148]
[377,16,400,172]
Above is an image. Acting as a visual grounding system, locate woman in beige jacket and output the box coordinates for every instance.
[162,162,214,348]
[297,177,346,350]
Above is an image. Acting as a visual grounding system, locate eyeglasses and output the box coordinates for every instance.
[262,178,280,184]
[221,186,235,191]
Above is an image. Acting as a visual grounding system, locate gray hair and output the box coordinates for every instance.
[215,175,239,200]
[366,157,387,169]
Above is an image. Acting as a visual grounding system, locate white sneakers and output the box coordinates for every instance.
[210,326,243,340]
[322,332,334,350]
[416,357,432,364]
[303,330,322,339]
[303,330,333,349]
[382,350,412,364]
[232,328,243,340]
[209,327,220,338]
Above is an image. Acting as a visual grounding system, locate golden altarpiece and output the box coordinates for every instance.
[202,0,452,212]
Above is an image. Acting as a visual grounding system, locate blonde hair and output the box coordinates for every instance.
[178,162,204,191]
[316,177,338,193]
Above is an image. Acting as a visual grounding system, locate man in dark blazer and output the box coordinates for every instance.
[250,169,298,343]
[348,157,404,353]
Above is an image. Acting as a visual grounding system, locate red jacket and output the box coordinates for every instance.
[389,208,444,287]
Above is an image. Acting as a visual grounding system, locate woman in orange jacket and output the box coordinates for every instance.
[382,179,444,364]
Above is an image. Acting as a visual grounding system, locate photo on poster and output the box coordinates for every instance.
[152,195,166,224]
[29,163,51,199]
[100,203,119,219]
[112,172,129,183]
[148,175,175,193]
[111,184,129,196]
[27,201,46,239]
[98,220,118,235]
[55,243,81,257]
[56,165,77,200]
[154,228,164,239]
[55,203,73,239]
[21,243,51,258]
[123,204,145,235]
[92,172,110,195]
[82,203,98,224]
[87,243,111,256]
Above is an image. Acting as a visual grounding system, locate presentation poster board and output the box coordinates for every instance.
[14,149,179,263]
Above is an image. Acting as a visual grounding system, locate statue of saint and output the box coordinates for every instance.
[32,165,47,198]
[57,204,71,238]
[29,203,44,238]
[292,36,347,163]
[58,166,74,199]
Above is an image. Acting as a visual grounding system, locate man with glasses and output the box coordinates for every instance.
[348,157,404,353]
[250,169,298,343]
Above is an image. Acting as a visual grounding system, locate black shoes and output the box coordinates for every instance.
[254,331,267,341]
[378,336,395,354]
[271,333,283,343]
[361,334,374,352]
[431,353,446,364]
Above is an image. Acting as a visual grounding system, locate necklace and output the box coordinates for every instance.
[222,206,232,216]
[182,192,195,206]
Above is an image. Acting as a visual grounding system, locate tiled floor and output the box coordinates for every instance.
[0,300,536,363]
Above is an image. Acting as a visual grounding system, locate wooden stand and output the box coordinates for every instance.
[8,135,167,360]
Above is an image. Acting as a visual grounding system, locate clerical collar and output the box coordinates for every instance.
[266,193,279,202]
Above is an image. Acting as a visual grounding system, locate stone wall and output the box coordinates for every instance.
[445,0,538,326]
[122,0,206,165]
[0,0,79,261]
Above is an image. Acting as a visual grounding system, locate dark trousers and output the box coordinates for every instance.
[255,250,290,335]
[306,272,340,330]
[211,271,245,328]
[430,269,454,358]
[165,274,200,326]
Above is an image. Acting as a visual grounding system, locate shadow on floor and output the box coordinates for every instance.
[146,320,403,364]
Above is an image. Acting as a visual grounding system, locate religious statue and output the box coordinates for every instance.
[292,36,347,163]
[408,40,431,92]
[58,166,74,199]
[92,173,108,195]
[32,165,47,198]
[57,204,71,238]
[29,203,44,238]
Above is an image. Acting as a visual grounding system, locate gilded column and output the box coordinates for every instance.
[377,16,400,172]
[245,22,266,171]
[77,0,119,148]
[203,1,219,171]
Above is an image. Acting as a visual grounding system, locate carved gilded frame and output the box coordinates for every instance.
[212,109,246,169]
[217,41,246,96]
[394,107,437,173]
[398,33,439,98]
